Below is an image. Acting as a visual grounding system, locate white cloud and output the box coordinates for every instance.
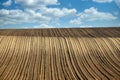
[15,0,59,9]
[0,0,77,26]
[0,7,77,25]
[93,0,113,3]
[92,0,120,8]
[23,24,54,28]
[41,7,77,18]
[70,7,117,24]
[115,0,120,8]
[1,0,118,28]
[34,24,54,28]
[70,19,82,24]
[2,0,12,7]
[0,9,50,25]
[80,25,93,28]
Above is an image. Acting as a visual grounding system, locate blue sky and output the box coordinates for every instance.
[0,0,120,28]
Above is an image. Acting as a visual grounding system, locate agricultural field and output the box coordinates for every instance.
[0,28,120,80]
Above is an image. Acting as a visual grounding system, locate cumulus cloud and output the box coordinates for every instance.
[2,0,12,7]
[0,0,77,26]
[93,0,113,3]
[0,7,77,25]
[92,0,120,8]
[70,7,117,24]
[115,0,120,8]
[80,25,93,28]
[0,9,50,25]
[0,5,77,25]
[15,0,59,9]
[34,24,54,28]
[70,19,82,24]
[41,7,77,18]
[23,24,54,28]
[1,0,119,28]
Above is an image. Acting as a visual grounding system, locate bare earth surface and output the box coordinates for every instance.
[0,28,120,80]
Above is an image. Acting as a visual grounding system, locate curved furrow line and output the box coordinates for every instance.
[44,37,52,80]
[60,38,80,80]
[107,38,120,62]
[102,39,120,70]
[78,38,102,79]
[32,31,42,80]
[40,37,46,80]
[0,35,17,80]
[96,38,120,75]
[93,38,118,79]
[0,36,12,68]
[84,38,109,79]
[71,38,99,79]
[0,31,14,66]
[54,38,72,80]
[65,38,92,79]
[10,37,30,80]
[0,28,120,80]
[82,38,113,79]
[54,38,67,80]
[78,38,103,79]
[14,37,31,80]
[12,37,31,80]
